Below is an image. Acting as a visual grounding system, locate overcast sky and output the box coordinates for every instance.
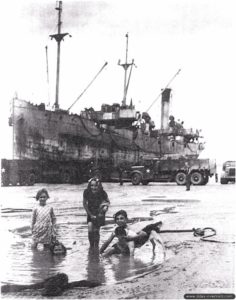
[1,0,236,162]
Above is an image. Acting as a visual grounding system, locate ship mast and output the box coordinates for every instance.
[50,1,70,110]
[118,33,135,107]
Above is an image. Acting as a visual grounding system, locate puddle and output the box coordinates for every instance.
[3,217,167,285]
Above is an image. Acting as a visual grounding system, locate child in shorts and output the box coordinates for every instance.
[100,209,164,257]
[99,210,136,257]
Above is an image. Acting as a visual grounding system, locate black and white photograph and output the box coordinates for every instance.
[1,0,235,299]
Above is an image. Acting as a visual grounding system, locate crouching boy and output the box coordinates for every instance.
[100,209,164,257]
[100,210,136,257]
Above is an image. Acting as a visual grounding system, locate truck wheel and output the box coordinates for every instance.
[220,178,228,184]
[175,172,186,185]
[191,172,203,185]
[10,175,18,186]
[131,173,142,185]
[142,180,149,185]
[28,173,36,186]
[61,172,71,184]
[19,173,28,186]
[1,176,10,186]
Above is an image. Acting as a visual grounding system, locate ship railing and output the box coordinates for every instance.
[157,128,201,137]
[87,111,119,121]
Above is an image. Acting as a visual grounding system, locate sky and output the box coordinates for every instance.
[0,0,236,163]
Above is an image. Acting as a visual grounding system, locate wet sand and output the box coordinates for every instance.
[1,181,235,299]
[1,239,234,299]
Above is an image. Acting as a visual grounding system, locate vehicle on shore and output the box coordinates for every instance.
[220,161,235,184]
[1,158,93,186]
[128,157,217,186]
[2,2,213,186]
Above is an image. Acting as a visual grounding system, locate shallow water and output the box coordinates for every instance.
[1,184,166,285]
[1,181,235,285]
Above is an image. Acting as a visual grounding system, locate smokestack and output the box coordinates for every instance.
[161,88,171,129]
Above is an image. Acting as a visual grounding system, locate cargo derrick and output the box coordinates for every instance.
[4,1,205,185]
[11,89,203,164]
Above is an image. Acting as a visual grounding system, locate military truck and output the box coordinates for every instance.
[129,157,217,186]
[1,157,121,186]
[220,161,235,184]
[1,158,93,186]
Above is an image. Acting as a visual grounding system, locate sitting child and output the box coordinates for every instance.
[100,210,137,257]
[100,209,164,257]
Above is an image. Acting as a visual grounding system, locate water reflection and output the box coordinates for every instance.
[2,184,173,285]
[108,255,149,282]
[30,248,66,283]
[86,248,105,283]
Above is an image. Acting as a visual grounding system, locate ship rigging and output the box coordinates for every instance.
[49,1,71,110]
[5,1,205,186]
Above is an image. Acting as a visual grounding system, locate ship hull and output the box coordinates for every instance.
[11,98,203,167]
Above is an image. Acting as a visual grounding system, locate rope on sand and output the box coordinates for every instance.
[159,227,235,244]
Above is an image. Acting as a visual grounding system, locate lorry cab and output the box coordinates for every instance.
[130,164,154,185]
[129,157,216,186]
[220,161,235,184]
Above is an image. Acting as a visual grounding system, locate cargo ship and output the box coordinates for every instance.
[3,1,205,185]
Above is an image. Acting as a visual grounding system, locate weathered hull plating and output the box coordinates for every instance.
[11,98,203,167]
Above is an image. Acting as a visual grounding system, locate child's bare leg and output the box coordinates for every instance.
[102,247,117,257]
[88,222,100,247]
[93,230,100,248]
[128,241,135,256]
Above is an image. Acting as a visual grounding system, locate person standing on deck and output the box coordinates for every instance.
[83,178,110,248]
[31,188,56,249]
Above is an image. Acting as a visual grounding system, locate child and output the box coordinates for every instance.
[100,209,164,257]
[100,210,137,257]
[83,177,110,248]
[31,188,56,250]
[50,239,67,255]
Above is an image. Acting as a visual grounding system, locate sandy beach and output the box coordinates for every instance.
[1,236,234,299]
[1,183,235,299]
[1,182,235,299]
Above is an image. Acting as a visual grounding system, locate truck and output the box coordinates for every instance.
[1,156,123,186]
[1,158,94,186]
[1,156,217,187]
[220,161,235,184]
[128,157,217,186]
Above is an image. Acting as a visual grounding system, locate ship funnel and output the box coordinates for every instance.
[161,88,171,129]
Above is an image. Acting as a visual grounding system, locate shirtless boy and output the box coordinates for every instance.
[100,209,164,257]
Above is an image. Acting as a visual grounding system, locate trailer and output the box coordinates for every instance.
[1,159,39,186]
[1,158,94,186]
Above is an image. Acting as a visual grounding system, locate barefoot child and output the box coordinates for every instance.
[100,210,136,257]
[100,209,164,257]
[31,188,56,250]
[83,178,110,248]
